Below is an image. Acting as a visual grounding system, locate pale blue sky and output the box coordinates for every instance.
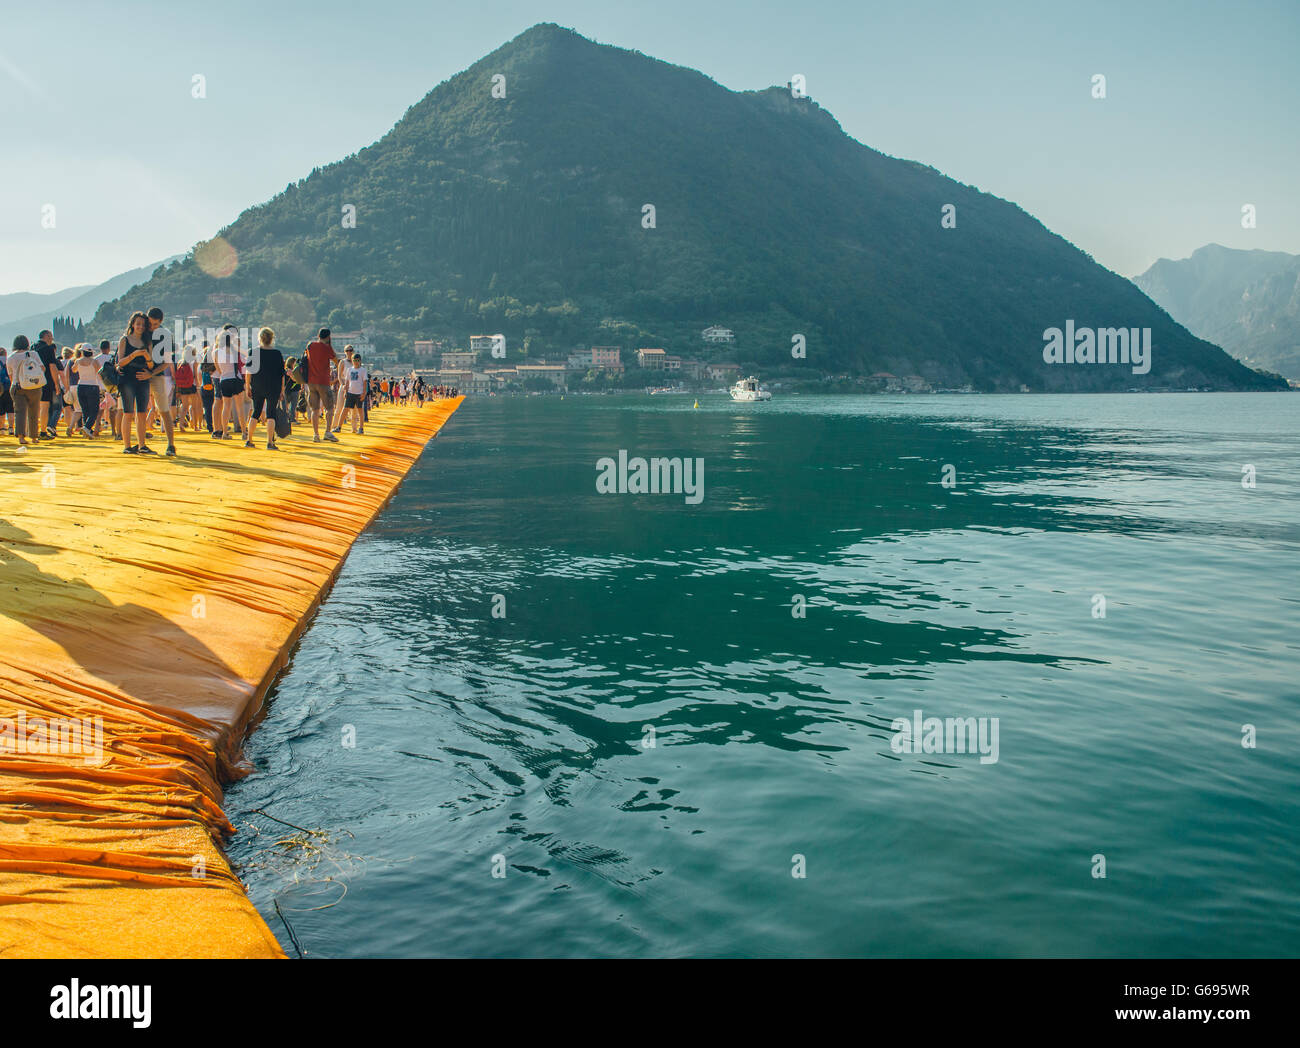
[1,0,1296,292]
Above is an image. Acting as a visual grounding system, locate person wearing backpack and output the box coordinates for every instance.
[6,335,46,448]
[31,329,64,438]
[173,344,201,433]
[198,340,216,433]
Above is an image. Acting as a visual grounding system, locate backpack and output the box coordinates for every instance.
[16,350,45,390]
[98,357,121,393]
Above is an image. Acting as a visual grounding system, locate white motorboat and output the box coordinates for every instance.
[729,376,772,402]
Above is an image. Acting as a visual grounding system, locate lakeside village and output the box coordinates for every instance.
[292,324,852,395]
[398,326,975,396]
[148,295,955,396]
[183,325,958,398]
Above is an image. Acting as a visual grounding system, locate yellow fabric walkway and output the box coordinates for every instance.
[0,398,463,957]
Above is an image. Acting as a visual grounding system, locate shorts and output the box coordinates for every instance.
[0,389,12,413]
[149,374,174,408]
[219,377,245,398]
[118,372,151,414]
[41,382,55,403]
[307,383,335,412]
[251,378,282,420]
[345,392,362,408]
[178,385,197,396]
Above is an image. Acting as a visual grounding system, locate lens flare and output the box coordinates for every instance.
[195,237,238,279]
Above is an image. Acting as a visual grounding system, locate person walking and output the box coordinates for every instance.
[32,329,64,439]
[71,345,104,437]
[342,352,368,434]
[6,336,45,449]
[0,347,13,436]
[303,327,339,443]
[212,324,247,439]
[94,340,116,438]
[330,344,355,433]
[245,327,284,450]
[282,356,303,423]
[59,346,77,435]
[199,340,216,433]
[174,345,202,432]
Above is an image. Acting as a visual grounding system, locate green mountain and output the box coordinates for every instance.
[1133,244,1300,381]
[89,24,1283,391]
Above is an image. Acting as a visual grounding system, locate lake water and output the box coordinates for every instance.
[225,392,1300,957]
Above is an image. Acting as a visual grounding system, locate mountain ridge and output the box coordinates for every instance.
[3,256,183,345]
[0,286,94,326]
[1133,243,1300,380]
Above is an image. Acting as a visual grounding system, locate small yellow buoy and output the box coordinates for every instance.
[693,400,699,409]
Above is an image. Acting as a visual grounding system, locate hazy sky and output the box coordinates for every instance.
[2,0,1296,292]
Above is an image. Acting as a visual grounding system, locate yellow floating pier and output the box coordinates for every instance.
[0,398,463,957]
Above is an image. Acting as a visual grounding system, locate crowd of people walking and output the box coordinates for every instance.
[2,312,457,454]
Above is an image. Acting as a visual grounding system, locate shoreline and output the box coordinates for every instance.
[0,398,463,957]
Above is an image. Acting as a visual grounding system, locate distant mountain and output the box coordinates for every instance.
[0,286,93,326]
[1,257,182,346]
[89,24,1281,390]
[1133,244,1300,380]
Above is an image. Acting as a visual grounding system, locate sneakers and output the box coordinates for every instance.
[324,432,339,443]
[123,445,138,454]
[165,445,177,457]
[243,440,254,448]
[138,445,157,455]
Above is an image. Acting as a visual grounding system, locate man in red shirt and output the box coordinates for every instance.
[303,328,339,443]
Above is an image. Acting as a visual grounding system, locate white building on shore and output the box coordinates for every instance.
[702,325,735,344]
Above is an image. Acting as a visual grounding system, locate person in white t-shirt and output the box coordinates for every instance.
[343,354,368,435]
[71,344,105,438]
[93,340,116,438]
[211,324,249,440]
[145,308,177,455]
